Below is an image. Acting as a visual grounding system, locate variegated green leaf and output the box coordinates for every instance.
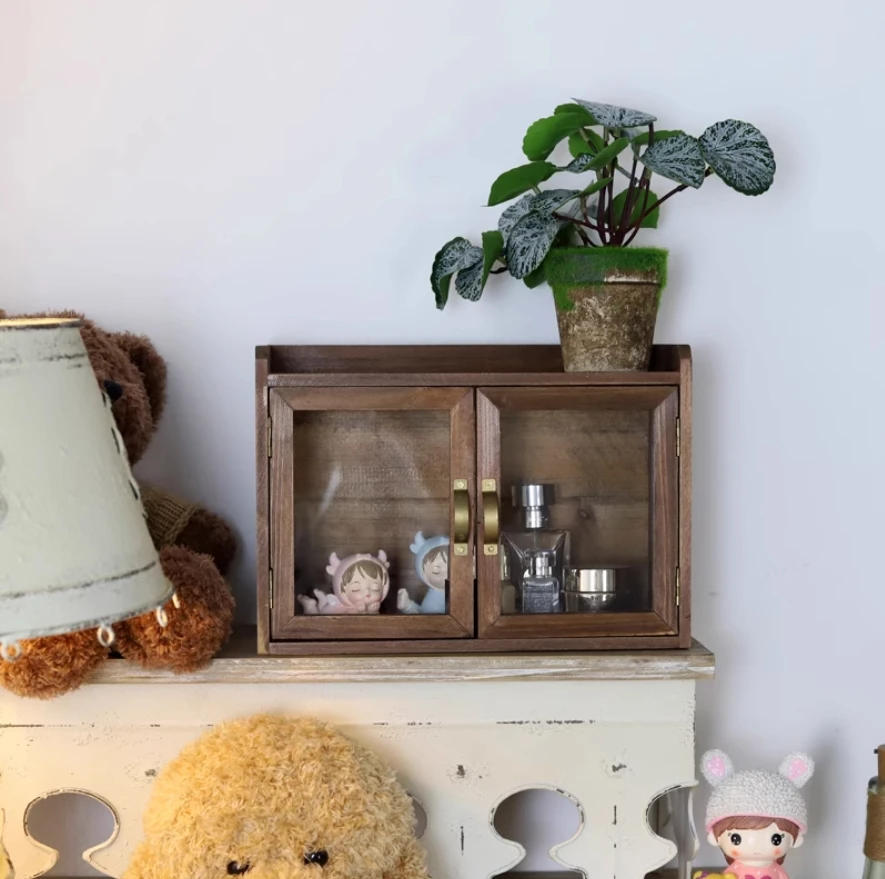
[497,190,579,243]
[699,119,776,196]
[454,259,485,302]
[631,129,685,147]
[572,99,656,129]
[488,161,557,206]
[523,113,587,161]
[640,133,706,188]
[554,103,597,125]
[498,195,534,243]
[505,212,565,279]
[431,237,483,309]
[564,152,595,173]
[531,189,581,215]
[568,129,604,159]
[588,137,630,170]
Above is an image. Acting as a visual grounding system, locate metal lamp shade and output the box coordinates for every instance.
[0,318,172,653]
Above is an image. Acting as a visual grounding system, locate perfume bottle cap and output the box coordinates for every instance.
[525,549,555,579]
[511,483,556,508]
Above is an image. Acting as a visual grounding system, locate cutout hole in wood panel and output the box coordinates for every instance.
[491,787,584,876]
[24,790,117,877]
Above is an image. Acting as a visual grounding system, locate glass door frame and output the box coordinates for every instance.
[476,386,680,640]
[269,386,475,640]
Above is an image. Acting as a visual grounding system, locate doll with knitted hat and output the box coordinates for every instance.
[700,749,815,879]
[397,532,448,614]
[298,550,390,614]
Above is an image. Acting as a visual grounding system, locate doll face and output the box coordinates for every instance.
[709,822,801,867]
[340,570,384,605]
[422,551,448,591]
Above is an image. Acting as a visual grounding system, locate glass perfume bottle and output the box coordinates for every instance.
[520,549,561,613]
[501,483,570,614]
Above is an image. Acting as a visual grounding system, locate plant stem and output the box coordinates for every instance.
[553,212,600,231]
[532,185,542,195]
[623,170,652,247]
[615,151,640,245]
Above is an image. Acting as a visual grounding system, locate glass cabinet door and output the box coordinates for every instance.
[269,387,475,641]
[476,387,679,640]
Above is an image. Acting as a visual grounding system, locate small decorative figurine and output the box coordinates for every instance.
[397,532,448,614]
[298,551,390,615]
[701,749,815,879]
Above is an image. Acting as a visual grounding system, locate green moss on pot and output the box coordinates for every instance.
[545,247,668,311]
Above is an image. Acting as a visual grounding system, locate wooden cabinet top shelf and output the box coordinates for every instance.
[258,343,690,387]
[88,627,714,685]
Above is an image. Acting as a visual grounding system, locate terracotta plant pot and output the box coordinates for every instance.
[545,247,668,372]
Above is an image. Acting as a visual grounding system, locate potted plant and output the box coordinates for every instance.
[430,99,776,371]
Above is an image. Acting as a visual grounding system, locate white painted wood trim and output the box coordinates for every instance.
[1,676,705,879]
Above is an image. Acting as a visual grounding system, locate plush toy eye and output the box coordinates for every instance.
[303,850,329,867]
[771,833,783,846]
[227,862,251,875]
[103,379,124,402]
[729,833,742,846]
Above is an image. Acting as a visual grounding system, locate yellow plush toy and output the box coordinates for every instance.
[123,714,429,879]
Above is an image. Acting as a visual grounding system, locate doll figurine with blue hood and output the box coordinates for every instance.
[397,532,448,614]
[700,749,814,879]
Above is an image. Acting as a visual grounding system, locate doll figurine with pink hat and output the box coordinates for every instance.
[298,550,390,615]
[700,749,815,879]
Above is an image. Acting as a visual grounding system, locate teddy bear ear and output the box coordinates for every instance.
[779,752,814,788]
[700,750,734,787]
[326,552,341,576]
[110,331,167,426]
[410,532,425,555]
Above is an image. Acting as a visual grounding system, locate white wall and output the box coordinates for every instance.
[1,0,882,875]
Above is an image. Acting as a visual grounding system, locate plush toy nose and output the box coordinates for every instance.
[103,379,124,402]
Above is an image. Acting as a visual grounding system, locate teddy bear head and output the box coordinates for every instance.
[123,714,429,879]
[0,309,166,464]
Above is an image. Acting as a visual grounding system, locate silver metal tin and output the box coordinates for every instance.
[564,591,615,612]
[565,568,616,594]
[564,568,617,613]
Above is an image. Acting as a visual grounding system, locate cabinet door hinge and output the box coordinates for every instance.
[269,568,274,609]
[267,417,273,457]
[676,417,681,458]
[675,566,681,607]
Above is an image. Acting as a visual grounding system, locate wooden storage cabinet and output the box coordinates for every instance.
[256,345,691,654]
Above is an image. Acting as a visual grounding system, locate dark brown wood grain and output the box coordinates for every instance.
[264,344,683,387]
[269,386,474,642]
[476,391,502,638]
[256,344,693,654]
[255,348,271,654]
[678,345,693,647]
[266,632,684,655]
[267,372,681,388]
[650,390,679,632]
[448,389,476,635]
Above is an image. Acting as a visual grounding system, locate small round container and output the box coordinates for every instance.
[564,568,617,613]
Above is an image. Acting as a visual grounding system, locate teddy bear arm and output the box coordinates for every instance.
[382,838,430,879]
[174,507,237,574]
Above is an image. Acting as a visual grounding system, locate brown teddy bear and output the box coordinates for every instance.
[123,714,430,879]
[0,310,236,698]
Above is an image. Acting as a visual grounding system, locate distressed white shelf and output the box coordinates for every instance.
[2,634,715,879]
[89,627,715,684]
